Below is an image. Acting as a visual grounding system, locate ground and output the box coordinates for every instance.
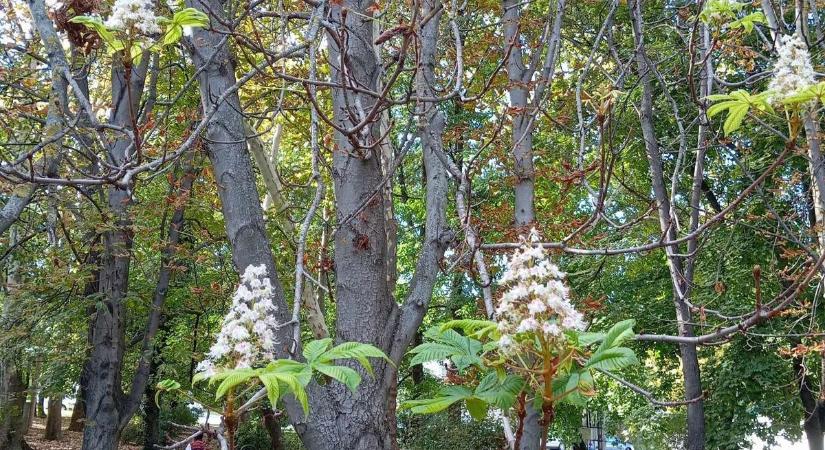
[25,416,142,450]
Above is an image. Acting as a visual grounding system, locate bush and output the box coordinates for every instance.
[234,414,305,450]
[236,418,272,450]
[120,416,144,444]
[397,409,504,450]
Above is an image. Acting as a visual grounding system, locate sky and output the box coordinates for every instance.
[752,435,808,450]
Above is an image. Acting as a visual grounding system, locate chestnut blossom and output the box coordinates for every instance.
[104,0,161,34]
[496,229,585,352]
[768,34,815,102]
[195,265,281,377]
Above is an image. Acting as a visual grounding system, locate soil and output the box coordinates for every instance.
[25,416,143,450]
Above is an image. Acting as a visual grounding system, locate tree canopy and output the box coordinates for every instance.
[1,0,825,449]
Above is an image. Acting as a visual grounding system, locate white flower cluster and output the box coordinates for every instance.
[104,0,161,34]
[768,34,815,102]
[495,229,585,351]
[195,265,280,377]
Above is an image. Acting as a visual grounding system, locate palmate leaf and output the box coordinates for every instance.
[706,90,774,135]
[597,319,636,353]
[409,342,458,366]
[413,327,484,371]
[265,359,312,386]
[564,371,595,397]
[303,338,333,363]
[214,368,256,400]
[257,372,281,409]
[258,365,310,416]
[319,341,390,376]
[172,7,209,26]
[473,372,524,409]
[440,319,498,340]
[314,363,362,392]
[67,16,124,51]
[782,82,825,106]
[162,8,210,47]
[154,379,181,406]
[584,347,639,371]
[577,331,606,347]
[401,385,473,415]
[730,11,766,33]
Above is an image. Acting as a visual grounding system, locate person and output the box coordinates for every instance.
[185,433,207,450]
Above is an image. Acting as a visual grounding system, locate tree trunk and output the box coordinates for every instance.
[793,354,824,450]
[262,407,284,450]
[37,395,46,418]
[0,227,30,450]
[0,362,29,450]
[22,362,41,435]
[80,54,149,450]
[182,0,449,447]
[629,3,705,449]
[45,395,64,440]
[143,382,161,450]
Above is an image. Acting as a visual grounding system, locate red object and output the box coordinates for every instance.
[190,439,206,450]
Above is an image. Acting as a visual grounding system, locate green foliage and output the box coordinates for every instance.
[159,8,209,46]
[397,409,505,450]
[180,340,389,416]
[403,320,638,420]
[401,373,524,421]
[69,7,208,61]
[408,327,484,371]
[706,90,774,135]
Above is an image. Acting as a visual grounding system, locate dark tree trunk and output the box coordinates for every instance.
[0,365,28,450]
[45,395,64,440]
[81,57,148,450]
[793,351,825,450]
[262,407,284,450]
[68,393,85,432]
[143,381,161,450]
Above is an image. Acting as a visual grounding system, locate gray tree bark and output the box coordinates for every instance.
[80,54,149,450]
[183,0,450,447]
[44,395,64,440]
[629,3,704,449]
[0,227,30,450]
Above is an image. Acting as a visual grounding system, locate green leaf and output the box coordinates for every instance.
[465,397,489,421]
[154,379,181,406]
[474,372,524,409]
[320,341,391,376]
[163,25,183,46]
[577,332,605,347]
[401,386,473,415]
[597,319,636,353]
[409,342,456,366]
[440,319,498,340]
[723,103,749,135]
[258,372,281,408]
[314,363,362,392]
[303,338,333,363]
[705,89,774,135]
[68,16,124,51]
[172,8,210,27]
[264,359,312,386]
[730,12,766,33]
[415,328,483,371]
[585,347,639,371]
[214,369,255,400]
